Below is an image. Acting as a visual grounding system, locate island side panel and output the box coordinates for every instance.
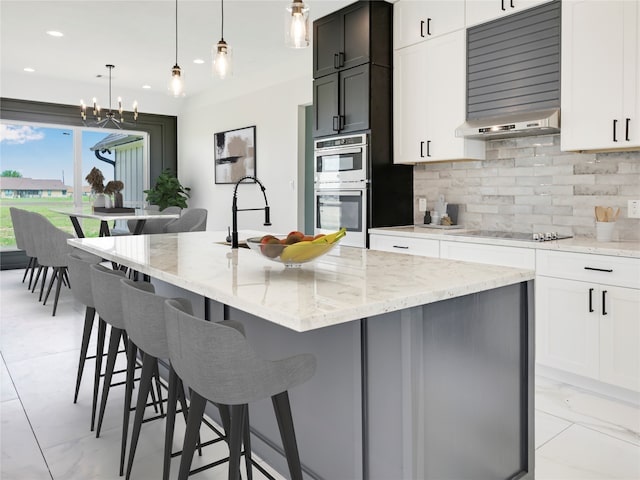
[224,306,364,480]
[367,281,534,480]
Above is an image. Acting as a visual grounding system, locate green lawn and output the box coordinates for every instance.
[0,197,103,249]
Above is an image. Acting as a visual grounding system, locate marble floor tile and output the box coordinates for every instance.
[1,398,51,480]
[1,355,18,402]
[535,410,572,449]
[536,376,640,446]
[536,424,640,479]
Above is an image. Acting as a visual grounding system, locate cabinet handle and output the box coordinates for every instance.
[427,18,432,36]
[420,141,425,158]
[334,53,339,69]
[333,116,340,131]
[338,52,344,68]
[626,118,631,141]
[584,266,613,273]
[420,20,425,38]
[427,140,432,157]
[602,290,608,316]
[339,115,345,130]
[510,0,515,8]
[613,119,618,142]
[588,288,594,313]
[501,0,506,11]
[393,245,409,249]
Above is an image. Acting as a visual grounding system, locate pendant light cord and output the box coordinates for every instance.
[175,0,178,65]
[221,0,224,41]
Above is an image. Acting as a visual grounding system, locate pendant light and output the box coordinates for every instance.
[286,0,309,49]
[169,0,185,96]
[213,0,232,79]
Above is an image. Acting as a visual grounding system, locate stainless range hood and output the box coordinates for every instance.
[455,109,560,140]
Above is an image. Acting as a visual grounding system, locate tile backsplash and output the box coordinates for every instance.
[413,134,640,241]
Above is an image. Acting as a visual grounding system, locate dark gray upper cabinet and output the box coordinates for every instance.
[313,1,392,79]
[313,64,370,137]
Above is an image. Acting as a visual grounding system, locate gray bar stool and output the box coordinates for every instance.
[66,251,104,428]
[120,279,201,480]
[164,299,316,480]
[90,264,161,446]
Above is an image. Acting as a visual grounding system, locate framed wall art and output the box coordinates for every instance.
[214,125,256,184]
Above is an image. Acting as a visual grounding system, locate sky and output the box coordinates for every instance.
[0,124,116,185]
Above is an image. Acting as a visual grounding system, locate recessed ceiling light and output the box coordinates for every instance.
[142,85,151,89]
[193,59,205,64]
[46,30,64,37]
[23,67,35,72]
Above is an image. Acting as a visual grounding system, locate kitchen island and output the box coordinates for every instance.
[69,231,535,480]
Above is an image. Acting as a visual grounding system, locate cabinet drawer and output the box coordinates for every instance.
[440,241,535,269]
[537,250,640,289]
[369,235,439,257]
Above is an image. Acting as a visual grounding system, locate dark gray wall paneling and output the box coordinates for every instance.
[467,0,561,119]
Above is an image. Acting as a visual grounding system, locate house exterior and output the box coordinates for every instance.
[90,133,145,208]
[0,177,68,199]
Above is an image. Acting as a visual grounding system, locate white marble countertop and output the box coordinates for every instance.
[68,231,534,332]
[369,226,640,259]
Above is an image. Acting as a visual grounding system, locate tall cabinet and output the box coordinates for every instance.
[312,0,414,234]
[561,0,640,151]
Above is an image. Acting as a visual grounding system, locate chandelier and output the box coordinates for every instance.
[81,64,138,129]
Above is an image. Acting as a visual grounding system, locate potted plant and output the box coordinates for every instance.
[104,180,125,208]
[144,169,191,211]
[85,167,107,207]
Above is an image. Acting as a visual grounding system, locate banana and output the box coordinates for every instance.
[280,228,346,262]
[311,227,347,245]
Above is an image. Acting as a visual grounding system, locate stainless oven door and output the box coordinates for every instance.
[314,145,367,185]
[314,188,367,248]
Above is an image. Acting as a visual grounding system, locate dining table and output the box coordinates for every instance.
[50,207,180,237]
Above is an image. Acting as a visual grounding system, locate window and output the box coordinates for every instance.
[0,122,148,250]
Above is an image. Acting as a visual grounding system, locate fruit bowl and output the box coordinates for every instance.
[246,229,346,267]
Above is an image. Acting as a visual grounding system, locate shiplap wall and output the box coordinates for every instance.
[413,134,640,241]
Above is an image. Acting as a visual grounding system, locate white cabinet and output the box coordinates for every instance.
[369,234,439,257]
[393,31,484,164]
[561,0,640,152]
[394,0,465,49]
[535,276,601,379]
[536,250,640,391]
[465,0,553,27]
[439,240,536,269]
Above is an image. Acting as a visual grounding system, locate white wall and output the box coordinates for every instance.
[178,73,312,234]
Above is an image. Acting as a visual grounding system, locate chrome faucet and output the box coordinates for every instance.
[231,176,271,249]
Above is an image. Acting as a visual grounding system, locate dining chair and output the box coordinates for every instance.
[27,211,74,315]
[126,206,182,234]
[163,208,208,233]
[164,299,316,480]
[9,208,36,286]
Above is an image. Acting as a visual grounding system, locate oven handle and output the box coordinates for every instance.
[315,147,364,156]
[316,189,365,197]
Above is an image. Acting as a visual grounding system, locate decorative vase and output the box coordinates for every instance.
[113,192,123,208]
[93,193,106,208]
[104,195,113,209]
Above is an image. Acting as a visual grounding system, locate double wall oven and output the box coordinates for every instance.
[314,134,368,248]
